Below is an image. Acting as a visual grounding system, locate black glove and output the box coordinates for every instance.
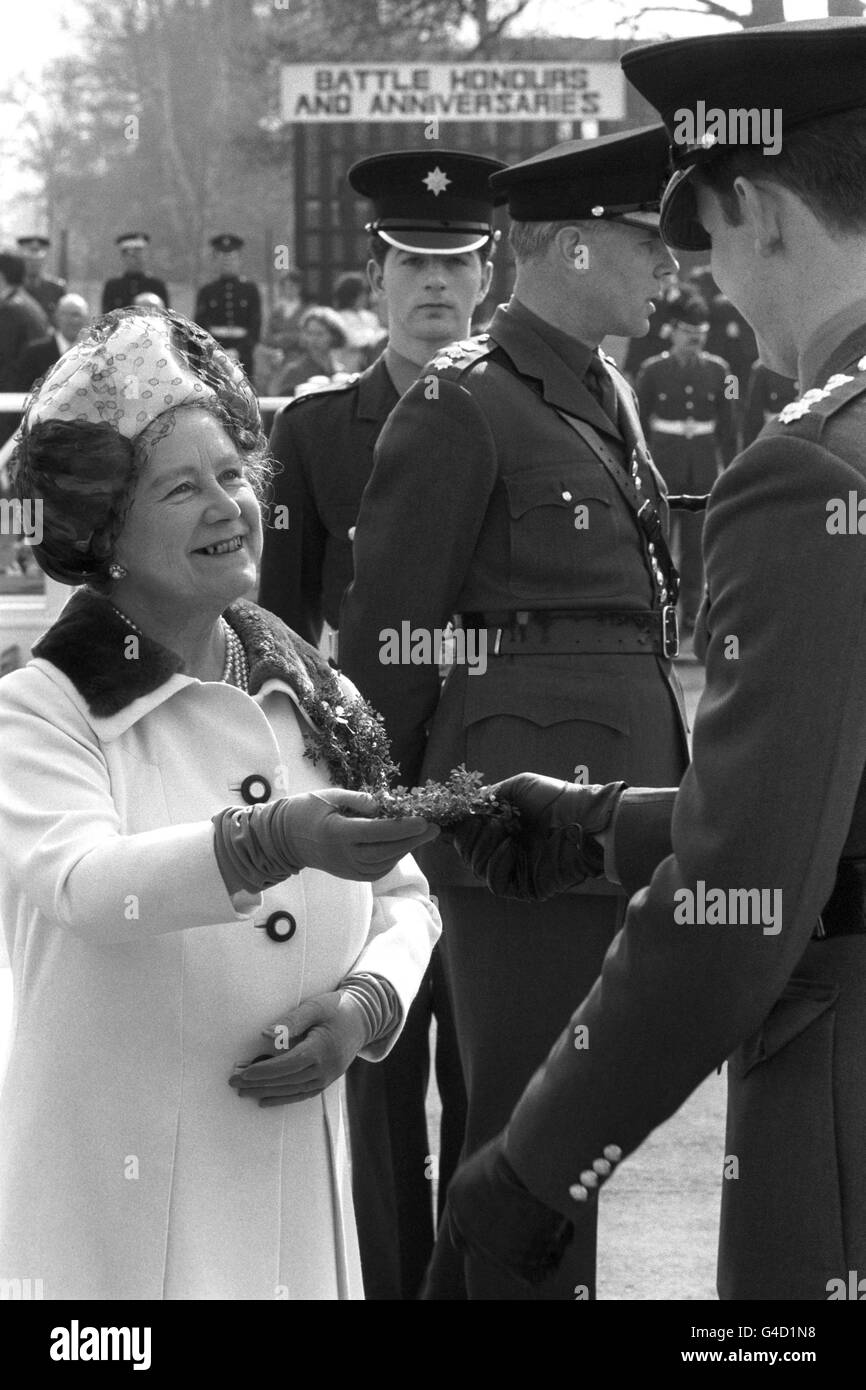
[443,1136,574,1287]
[453,774,626,901]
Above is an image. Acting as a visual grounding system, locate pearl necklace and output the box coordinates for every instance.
[221,618,250,693]
[110,604,249,692]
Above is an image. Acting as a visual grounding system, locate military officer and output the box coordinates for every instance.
[258,149,503,1301]
[340,125,690,1301]
[16,236,66,323]
[101,233,170,313]
[440,16,866,1303]
[194,234,262,382]
[637,289,736,635]
[740,361,798,450]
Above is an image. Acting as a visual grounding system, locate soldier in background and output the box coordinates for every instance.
[194,234,262,383]
[16,236,66,324]
[101,233,170,314]
[0,251,48,446]
[621,274,682,381]
[740,361,798,450]
[636,290,736,637]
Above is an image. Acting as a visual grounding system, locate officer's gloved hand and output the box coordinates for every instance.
[452,774,626,900]
[441,1135,574,1287]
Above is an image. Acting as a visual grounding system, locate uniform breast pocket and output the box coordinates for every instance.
[503,469,630,601]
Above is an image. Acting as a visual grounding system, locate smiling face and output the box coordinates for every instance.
[369,249,492,359]
[111,409,262,624]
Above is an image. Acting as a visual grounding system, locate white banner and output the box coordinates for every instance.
[280,63,625,123]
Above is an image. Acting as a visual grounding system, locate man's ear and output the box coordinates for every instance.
[476,257,494,304]
[552,224,586,269]
[734,176,783,255]
[367,258,385,296]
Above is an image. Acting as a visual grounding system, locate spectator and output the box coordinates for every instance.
[16,293,91,391]
[262,270,309,356]
[0,250,48,445]
[333,271,386,371]
[16,236,66,323]
[101,233,170,313]
[270,306,348,396]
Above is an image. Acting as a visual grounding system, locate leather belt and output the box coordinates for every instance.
[456,608,679,659]
[813,858,866,940]
[650,417,716,438]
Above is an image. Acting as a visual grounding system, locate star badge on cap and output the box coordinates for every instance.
[423,166,451,197]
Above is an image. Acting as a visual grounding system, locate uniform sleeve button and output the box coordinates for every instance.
[579,1169,599,1188]
[262,910,296,942]
[603,1144,623,1163]
[592,1158,612,1177]
[241,774,271,804]
[562,490,573,501]
[569,1183,589,1202]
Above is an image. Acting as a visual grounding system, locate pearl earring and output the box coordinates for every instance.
[108,562,128,580]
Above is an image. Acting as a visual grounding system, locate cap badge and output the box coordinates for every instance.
[590,205,605,218]
[423,166,452,197]
[698,131,718,150]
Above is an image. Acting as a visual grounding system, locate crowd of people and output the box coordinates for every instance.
[1,15,865,1306]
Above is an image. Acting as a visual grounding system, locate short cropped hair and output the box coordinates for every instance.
[695,108,866,240]
[507,219,582,263]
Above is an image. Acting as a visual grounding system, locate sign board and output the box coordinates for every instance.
[281,63,625,123]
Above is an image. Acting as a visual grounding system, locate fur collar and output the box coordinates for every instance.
[33,589,333,718]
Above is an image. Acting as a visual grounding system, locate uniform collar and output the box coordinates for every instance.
[488,300,622,440]
[798,298,866,391]
[356,352,400,423]
[31,588,333,735]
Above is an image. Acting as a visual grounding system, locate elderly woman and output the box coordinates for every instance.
[0,307,440,1300]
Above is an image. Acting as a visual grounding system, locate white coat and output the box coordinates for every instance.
[0,594,440,1300]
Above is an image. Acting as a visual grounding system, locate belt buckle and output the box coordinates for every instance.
[662,604,679,658]
[683,418,696,439]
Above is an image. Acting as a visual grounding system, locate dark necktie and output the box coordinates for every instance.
[584,354,619,426]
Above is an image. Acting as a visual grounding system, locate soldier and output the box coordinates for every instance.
[101,234,170,314]
[16,236,66,323]
[440,16,866,1303]
[194,234,262,383]
[636,289,736,637]
[740,361,798,450]
[339,125,690,1301]
[258,148,503,1302]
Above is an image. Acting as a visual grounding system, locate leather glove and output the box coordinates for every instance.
[443,1135,574,1286]
[213,787,439,893]
[229,989,371,1106]
[452,774,626,900]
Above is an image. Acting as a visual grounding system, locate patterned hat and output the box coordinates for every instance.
[11,307,263,585]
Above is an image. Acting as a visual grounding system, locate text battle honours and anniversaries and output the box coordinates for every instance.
[280,64,626,123]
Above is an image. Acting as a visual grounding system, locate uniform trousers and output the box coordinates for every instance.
[424,887,625,1300]
[346,945,467,1300]
[652,440,720,628]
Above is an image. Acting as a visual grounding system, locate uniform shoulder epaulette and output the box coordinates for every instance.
[705,352,731,372]
[635,351,669,374]
[772,357,866,433]
[428,333,495,378]
[279,374,361,412]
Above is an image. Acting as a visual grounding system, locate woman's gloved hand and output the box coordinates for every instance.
[452,774,626,901]
[213,787,439,893]
[229,989,372,1106]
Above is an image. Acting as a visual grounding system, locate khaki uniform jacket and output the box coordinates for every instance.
[340,302,689,889]
[502,320,866,1300]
